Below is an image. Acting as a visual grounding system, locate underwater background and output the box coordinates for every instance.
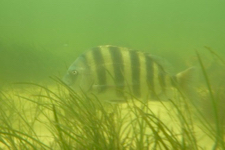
[0,0,225,150]
[0,0,225,85]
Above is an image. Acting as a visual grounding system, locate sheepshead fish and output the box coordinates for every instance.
[63,45,194,102]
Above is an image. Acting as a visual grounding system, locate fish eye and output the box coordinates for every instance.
[71,70,78,75]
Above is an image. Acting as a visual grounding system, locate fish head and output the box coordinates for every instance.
[63,56,92,92]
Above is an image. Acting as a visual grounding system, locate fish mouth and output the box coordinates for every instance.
[65,82,73,86]
[63,80,73,86]
[62,75,73,86]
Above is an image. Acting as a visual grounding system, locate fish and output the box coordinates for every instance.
[63,45,194,102]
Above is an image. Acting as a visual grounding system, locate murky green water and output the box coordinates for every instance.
[0,1,224,149]
[1,0,225,84]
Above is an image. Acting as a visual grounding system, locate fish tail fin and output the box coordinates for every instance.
[175,67,198,102]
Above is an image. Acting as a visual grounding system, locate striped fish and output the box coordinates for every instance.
[63,45,194,102]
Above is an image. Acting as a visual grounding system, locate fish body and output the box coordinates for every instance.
[63,45,193,102]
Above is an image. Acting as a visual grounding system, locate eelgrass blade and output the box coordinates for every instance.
[196,50,225,149]
[52,104,70,150]
[204,46,225,65]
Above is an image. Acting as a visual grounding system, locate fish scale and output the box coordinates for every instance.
[63,45,193,102]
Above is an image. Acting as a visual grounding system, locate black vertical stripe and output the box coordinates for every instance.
[80,54,89,68]
[91,47,107,92]
[145,55,156,97]
[158,65,166,92]
[171,75,178,88]
[129,50,140,97]
[108,46,124,96]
